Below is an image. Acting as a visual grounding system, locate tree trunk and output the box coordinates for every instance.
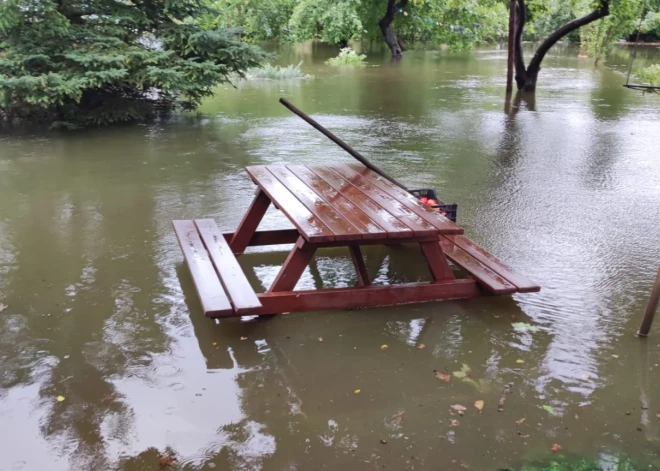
[338,39,349,48]
[513,0,609,92]
[380,0,408,58]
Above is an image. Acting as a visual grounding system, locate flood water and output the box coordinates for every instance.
[1,43,660,470]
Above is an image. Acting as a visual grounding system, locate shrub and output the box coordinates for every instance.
[636,64,660,86]
[246,62,310,79]
[325,48,366,67]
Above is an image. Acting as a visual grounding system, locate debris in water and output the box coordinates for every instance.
[380,344,388,350]
[354,389,361,394]
[511,322,539,333]
[453,364,471,379]
[417,344,426,349]
[498,383,513,411]
[380,439,388,445]
[450,419,459,427]
[392,411,405,424]
[318,337,324,342]
[0,304,8,312]
[212,342,217,346]
[240,337,248,341]
[435,371,451,383]
[542,405,557,416]
[516,359,525,364]
[158,453,177,468]
[451,405,467,412]
[657,413,660,418]
[612,354,619,359]
[516,418,526,425]
[552,444,560,453]
[474,400,484,412]
[626,411,631,416]
[101,394,115,403]
[56,395,65,402]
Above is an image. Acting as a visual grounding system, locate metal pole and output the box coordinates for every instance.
[279,98,408,190]
[638,266,660,337]
[506,0,516,94]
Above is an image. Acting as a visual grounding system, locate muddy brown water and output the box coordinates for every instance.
[1,43,660,470]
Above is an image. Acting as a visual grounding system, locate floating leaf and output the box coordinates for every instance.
[0,304,7,313]
[612,354,619,359]
[318,337,324,342]
[354,389,361,394]
[453,363,471,379]
[417,344,426,349]
[240,337,248,341]
[212,342,217,346]
[451,404,467,412]
[511,322,540,333]
[542,405,557,416]
[450,419,459,427]
[516,359,525,364]
[56,395,65,402]
[516,418,526,425]
[551,444,560,453]
[435,371,451,382]
[474,400,484,411]
[392,411,405,423]
[380,344,388,350]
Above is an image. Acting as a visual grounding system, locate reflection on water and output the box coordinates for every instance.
[1,43,660,470]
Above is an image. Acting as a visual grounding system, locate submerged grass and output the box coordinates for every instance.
[325,47,367,66]
[246,61,311,80]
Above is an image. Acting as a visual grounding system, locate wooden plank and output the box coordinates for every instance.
[230,189,271,254]
[306,165,413,238]
[267,165,362,241]
[419,241,455,281]
[349,246,370,286]
[439,237,517,295]
[326,165,439,237]
[253,279,481,316]
[344,163,464,235]
[246,166,335,243]
[195,219,262,315]
[172,220,234,317]
[268,236,317,292]
[287,164,388,239]
[444,235,540,292]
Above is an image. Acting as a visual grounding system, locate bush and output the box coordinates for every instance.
[636,64,660,86]
[325,48,366,67]
[246,62,311,79]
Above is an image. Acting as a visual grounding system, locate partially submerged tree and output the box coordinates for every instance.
[288,0,364,47]
[379,0,410,57]
[514,0,611,92]
[0,0,267,128]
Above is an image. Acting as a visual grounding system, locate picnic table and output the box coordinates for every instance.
[173,163,539,318]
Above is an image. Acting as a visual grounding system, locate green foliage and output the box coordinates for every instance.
[637,64,660,84]
[207,0,296,41]
[0,0,268,127]
[580,0,645,60]
[325,47,367,66]
[246,62,310,79]
[288,0,364,45]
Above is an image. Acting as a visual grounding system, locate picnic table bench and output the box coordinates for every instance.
[173,163,539,318]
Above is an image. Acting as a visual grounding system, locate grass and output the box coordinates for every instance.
[246,61,311,80]
[325,47,367,67]
[636,64,660,86]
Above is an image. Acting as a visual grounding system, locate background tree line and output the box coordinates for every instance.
[1,0,658,128]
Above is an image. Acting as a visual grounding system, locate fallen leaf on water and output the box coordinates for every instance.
[212,342,217,346]
[354,389,361,394]
[392,411,405,423]
[656,413,660,418]
[450,419,459,427]
[435,371,451,383]
[612,354,619,359]
[56,396,65,402]
[240,337,248,341]
[453,364,471,379]
[542,405,557,416]
[158,454,177,468]
[516,359,525,364]
[0,304,8,313]
[380,344,388,350]
[474,400,484,411]
[516,418,526,425]
[512,322,539,333]
[417,344,426,349]
[451,405,467,412]
[318,337,324,342]
[551,444,560,453]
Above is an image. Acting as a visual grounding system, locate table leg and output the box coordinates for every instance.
[420,241,455,281]
[349,246,370,287]
[268,236,317,292]
[230,189,271,254]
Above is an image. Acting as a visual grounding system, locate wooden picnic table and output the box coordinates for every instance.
[173,163,539,318]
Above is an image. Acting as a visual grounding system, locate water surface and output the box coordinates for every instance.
[1,43,660,470]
